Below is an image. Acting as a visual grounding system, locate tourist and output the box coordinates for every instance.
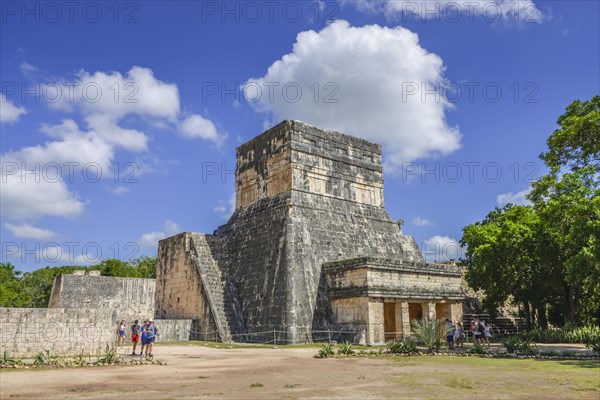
[445,319,455,350]
[140,319,148,356]
[116,319,126,348]
[143,319,159,357]
[483,321,492,347]
[471,316,481,346]
[454,321,465,348]
[131,320,141,355]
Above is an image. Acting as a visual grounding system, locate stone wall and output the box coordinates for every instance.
[213,194,290,339]
[236,125,292,209]
[0,307,193,357]
[323,257,464,300]
[48,274,155,323]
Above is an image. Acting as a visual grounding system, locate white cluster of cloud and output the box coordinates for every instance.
[214,193,236,219]
[244,20,461,170]
[3,222,57,240]
[412,216,433,227]
[423,235,464,262]
[342,0,543,22]
[179,114,224,145]
[496,188,531,206]
[137,220,181,249]
[0,93,27,124]
[2,67,226,239]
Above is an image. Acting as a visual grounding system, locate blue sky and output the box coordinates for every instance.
[1,0,599,271]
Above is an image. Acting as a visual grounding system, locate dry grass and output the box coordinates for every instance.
[1,345,598,399]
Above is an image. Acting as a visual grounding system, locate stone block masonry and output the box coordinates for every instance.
[48,274,156,323]
[0,274,194,357]
[156,120,457,345]
[0,307,193,358]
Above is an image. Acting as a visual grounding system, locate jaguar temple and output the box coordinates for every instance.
[156,120,464,345]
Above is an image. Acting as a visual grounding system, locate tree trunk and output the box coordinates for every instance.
[562,283,575,325]
[523,301,532,330]
[537,303,548,329]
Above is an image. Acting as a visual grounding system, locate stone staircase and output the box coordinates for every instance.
[462,298,526,337]
[188,234,246,342]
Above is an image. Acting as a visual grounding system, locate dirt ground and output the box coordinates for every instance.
[1,343,598,399]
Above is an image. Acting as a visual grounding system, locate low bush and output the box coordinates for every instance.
[502,336,538,355]
[502,337,521,354]
[317,342,335,358]
[525,326,600,344]
[337,341,355,356]
[467,344,487,355]
[585,336,600,356]
[1,351,20,367]
[386,337,418,355]
[412,319,443,353]
[33,350,53,366]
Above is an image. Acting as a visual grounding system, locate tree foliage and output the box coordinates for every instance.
[0,263,28,307]
[461,96,600,327]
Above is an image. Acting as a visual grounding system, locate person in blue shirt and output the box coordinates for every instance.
[139,319,148,356]
[142,319,158,357]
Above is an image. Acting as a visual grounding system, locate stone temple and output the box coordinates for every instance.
[156,120,463,345]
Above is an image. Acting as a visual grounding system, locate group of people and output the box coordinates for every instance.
[444,316,493,350]
[116,319,159,356]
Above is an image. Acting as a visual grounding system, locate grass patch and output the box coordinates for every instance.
[250,382,264,388]
[446,378,475,389]
[284,383,300,388]
[386,355,599,398]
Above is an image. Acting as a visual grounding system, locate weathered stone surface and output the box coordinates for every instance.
[0,306,192,357]
[323,257,464,300]
[156,120,463,344]
[48,274,155,322]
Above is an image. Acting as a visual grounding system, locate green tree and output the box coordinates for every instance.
[461,96,599,327]
[130,256,157,278]
[0,263,27,307]
[99,258,140,277]
[540,96,600,171]
[530,96,599,325]
[461,205,554,328]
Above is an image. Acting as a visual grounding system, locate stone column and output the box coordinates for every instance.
[450,302,464,322]
[422,302,436,320]
[367,299,384,345]
[394,302,402,339]
[397,301,411,338]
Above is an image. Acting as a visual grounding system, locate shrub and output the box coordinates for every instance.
[387,337,418,355]
[337,341,355,356]
[502,336,538,355]
[516,337,538,356]
[412,319,443,353]
[96,346,119,365]
[317,342,335,358]
[467,344,487,355]
[585,336,600,356]
[526,326,600,344]
[34,350,53,366]
[502,337,521,354]
[1,350,19,367]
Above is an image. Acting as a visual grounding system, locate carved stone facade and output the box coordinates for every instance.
[324,257,463,344]
[156,120,464,344]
